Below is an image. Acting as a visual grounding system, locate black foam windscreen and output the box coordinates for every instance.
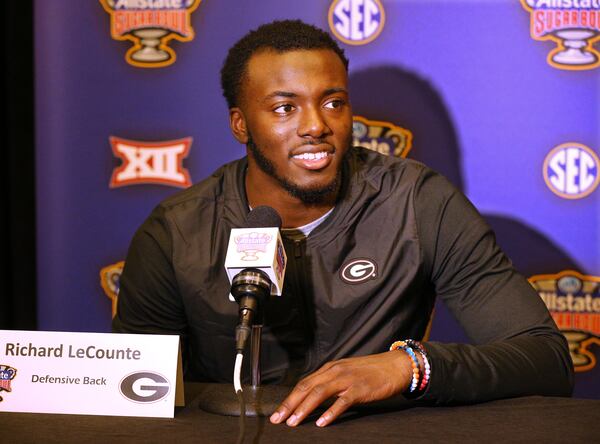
[245,206,282,229]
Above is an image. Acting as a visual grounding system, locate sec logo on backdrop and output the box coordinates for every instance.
[328,0,385,45]
[543,142,599,199]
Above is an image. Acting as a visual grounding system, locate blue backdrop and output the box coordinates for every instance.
[35,0,599,398]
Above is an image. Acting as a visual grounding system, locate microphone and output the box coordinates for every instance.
[224,206,287,352]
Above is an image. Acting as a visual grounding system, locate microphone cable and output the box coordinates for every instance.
[234,351,246,444]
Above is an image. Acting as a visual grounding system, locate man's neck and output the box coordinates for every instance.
[245,172,336,228]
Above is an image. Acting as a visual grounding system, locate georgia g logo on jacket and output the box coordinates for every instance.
[340,258,378,284]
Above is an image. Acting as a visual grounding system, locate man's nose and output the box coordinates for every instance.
[298,106,331,139]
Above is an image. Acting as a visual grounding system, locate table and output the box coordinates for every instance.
[1,384,599,443]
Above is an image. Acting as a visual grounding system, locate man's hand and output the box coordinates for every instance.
[269,350,413,427]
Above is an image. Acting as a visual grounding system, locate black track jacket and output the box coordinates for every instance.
[113,147,573,404]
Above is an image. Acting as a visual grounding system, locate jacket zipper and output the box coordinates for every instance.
[292,238,315,374]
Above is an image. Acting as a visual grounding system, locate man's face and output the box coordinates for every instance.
[232,48,353,204]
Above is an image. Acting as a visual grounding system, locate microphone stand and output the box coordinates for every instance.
[251,324,262,388]
[197,299,289,417]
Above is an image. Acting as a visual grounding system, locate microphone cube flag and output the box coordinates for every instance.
[225,227,287,296]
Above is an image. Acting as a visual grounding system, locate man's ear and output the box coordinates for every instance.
[229,107,249,144]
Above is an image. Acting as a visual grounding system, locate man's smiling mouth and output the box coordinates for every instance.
[292,151,330,160]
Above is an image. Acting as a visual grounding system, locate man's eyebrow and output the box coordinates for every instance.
[262,87,348,102]
[323,87,348,96]
[263,91,297,101]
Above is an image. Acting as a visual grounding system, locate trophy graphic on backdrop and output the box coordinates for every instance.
[520,0,600,70]
[100,0,202,68]
[129,28,172,64]
[551,28,599,66]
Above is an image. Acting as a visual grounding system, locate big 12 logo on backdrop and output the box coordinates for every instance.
[520,0,600,70]
[109,136,192,188]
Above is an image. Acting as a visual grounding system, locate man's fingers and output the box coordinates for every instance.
[282,381,344,427]
[270,377,315,424]
[270,352,411,427]
[316,391,355,427]
[270,365,346,425]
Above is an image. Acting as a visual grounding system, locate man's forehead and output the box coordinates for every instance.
[242,48,347,96]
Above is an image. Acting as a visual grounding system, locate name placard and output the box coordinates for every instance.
[0,330,183,418]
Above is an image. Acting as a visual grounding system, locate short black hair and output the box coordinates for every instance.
[220,19,349,109]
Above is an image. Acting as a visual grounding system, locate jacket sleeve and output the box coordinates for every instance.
[112,205,188,337]
[413,168,573,404]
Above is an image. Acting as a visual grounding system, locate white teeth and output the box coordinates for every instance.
[294,152,328,160]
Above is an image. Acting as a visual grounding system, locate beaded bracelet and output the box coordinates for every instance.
[404,339,431,392]
[389,339,431,393]
[389,341,420,393]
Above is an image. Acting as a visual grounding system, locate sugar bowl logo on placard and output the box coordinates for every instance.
[520,0,600,70]
[0,365,17,402]
[99,0,202,68]
[328,0,385,45]
[109,136,192,188]
[543,142,599,199]
[353,116,413,158]
[529,271,600,371]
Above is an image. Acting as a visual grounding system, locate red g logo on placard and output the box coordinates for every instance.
[119,371,170,403]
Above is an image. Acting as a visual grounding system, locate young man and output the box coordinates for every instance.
[113,20,573,427]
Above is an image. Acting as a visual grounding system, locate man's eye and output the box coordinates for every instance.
[274,104,294,114]
[324,99,344,109]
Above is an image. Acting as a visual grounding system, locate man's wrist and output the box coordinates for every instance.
[389,339,431,396]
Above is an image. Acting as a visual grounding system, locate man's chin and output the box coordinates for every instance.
[282,178,339,205]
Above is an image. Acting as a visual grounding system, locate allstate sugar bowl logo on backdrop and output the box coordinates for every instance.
[328,0,385,45]
[529,271,600,371]
[99,0,202,68]
[109,136,192,188]
[0,365,17,402]
[353,116,413,158]
[520,0,600,70]
[100,261,125,318]
[543,142,599,199]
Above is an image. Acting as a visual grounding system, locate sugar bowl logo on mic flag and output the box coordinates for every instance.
[543,142,599,199]
[99,0,202,68]
[328,0,385,45]
[0,365,17,402]
[235,232,273,261]
[520,0,600,70]
[529,270,600,372]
